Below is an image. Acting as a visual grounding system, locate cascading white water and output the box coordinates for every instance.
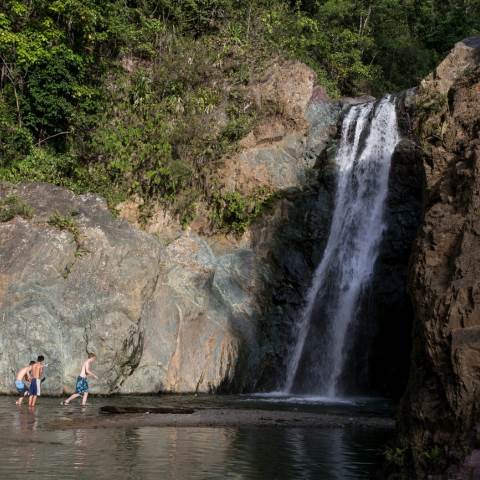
[284,96,400,397]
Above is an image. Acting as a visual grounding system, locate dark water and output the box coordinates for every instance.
[0,395,392,479]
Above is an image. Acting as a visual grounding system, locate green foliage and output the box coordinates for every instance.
[211,188,274,234]
[220,113,255,144]
[0,94,33,165]
[149,0,235,36]
[0,146,127,208]
[0,195,34,222]
[0,0,110,146]
[3,147,77,185]
[22,46,87,140]
[423,445,442,464]
[384,446,407,468]
[48,210,80,243]
[83,29,260,225]
[1,0,478,232]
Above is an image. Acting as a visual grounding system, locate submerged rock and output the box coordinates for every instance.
[99,405,195,414]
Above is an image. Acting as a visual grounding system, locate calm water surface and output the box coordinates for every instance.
[0,395,392,479]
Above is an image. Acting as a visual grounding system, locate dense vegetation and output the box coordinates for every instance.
[1,0,479,231]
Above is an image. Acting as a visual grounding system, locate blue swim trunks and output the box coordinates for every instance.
[75,376,89,394]
[29,378,40,396]
[15,380,26,395]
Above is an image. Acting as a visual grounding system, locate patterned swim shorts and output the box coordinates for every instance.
[75,376,89,394]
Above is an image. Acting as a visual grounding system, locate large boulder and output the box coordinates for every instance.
[248,60,316,128]
[217,62,340,196]
[421,36,480,94]
[122,234,271,393]
[0,183,161,394]
[0,183,270,394]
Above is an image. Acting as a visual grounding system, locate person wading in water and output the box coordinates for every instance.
[14,360,35,406]
[28,356,45,408]
[61,353,98,406]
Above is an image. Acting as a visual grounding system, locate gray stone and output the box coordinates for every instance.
[305,100,341,159]
[0,60,345,396]
[0,183,161,395]
[0,185,271,394]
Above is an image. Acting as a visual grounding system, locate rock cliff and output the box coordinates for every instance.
[398,37,480,477]
[0,182,273,394]
[0,62,341,395]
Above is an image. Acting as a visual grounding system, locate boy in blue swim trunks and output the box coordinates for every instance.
[62,353,98,406]
[14,361,35,405]
[28,355,45,407]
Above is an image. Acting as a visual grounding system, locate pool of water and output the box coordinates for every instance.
[0,395,393,479]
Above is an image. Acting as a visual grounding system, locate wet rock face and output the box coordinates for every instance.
[398,38,480,475]
[251,173,337,391]
[340,133,424,398]
[369,136,423,396]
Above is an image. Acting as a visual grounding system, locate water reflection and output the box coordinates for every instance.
[225,427,388,480]
[0,397,390,479]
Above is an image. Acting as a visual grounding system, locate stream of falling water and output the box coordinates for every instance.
[284,96,400,397]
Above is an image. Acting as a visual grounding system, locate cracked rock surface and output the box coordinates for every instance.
[0,183,270,394]
[0,61,343,395]
[0,183,161,394]
[398,37,480,475]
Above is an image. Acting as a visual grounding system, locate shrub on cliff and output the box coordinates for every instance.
[1,0,478,232]
[0,195,34,222]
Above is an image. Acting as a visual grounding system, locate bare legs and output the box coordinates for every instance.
[63,393,80,405]
[28,395,37,407]
[63,391,88,406]
[16,392,29,405]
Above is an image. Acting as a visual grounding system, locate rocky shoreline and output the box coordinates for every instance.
[46,407,394,431]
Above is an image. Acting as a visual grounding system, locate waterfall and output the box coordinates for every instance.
[284,96,400,397]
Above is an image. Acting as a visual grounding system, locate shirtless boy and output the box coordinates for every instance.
[28,355,45,407]
[15,360,35,405]
[62,353,98,406]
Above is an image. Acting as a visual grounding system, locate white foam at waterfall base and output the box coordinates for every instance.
[283,96,400,398]
[246,393,356,406]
